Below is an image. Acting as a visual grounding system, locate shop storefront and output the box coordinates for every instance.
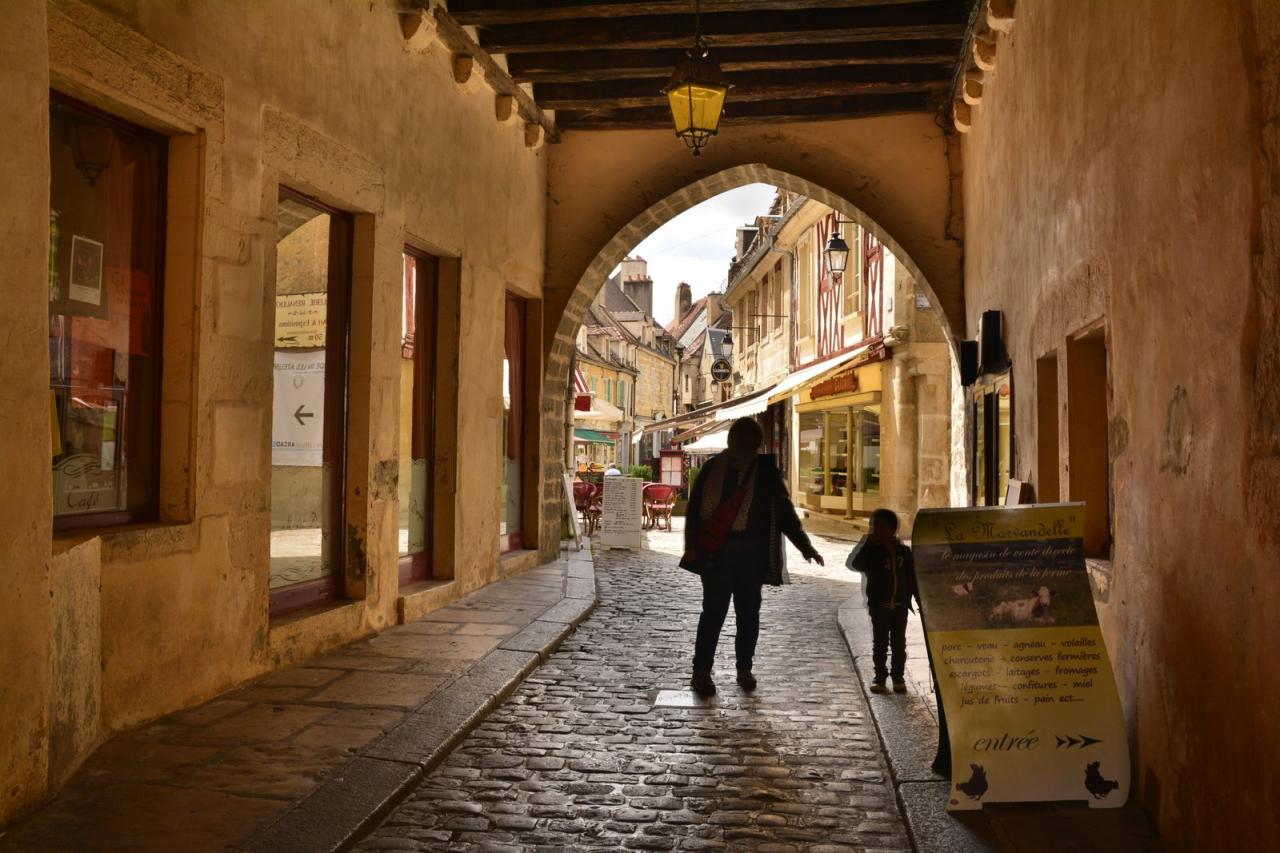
[794,362,883,517]
[573,427,617,472]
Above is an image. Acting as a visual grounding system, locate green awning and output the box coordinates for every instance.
[573,428,615,444]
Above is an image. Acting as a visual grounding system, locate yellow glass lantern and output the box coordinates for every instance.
[664,48,730,156]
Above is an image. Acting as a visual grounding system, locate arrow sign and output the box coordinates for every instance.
[1056,734,1104,749]
[276,335,298,344]
[293,405,315,427]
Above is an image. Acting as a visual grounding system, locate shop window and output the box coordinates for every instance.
[1036,354,1060,502]
[972,372,1013,506]
[48,97,166,531]
[1067,330,1111,556]
[859,408,881,494]
[269,188,353,616]
[798,405,879,510]
[399,248,438,586]
[502,293,527,552]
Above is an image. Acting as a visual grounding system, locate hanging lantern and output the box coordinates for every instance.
[70,121,114,187]
[824,230,851,274]
[663,0,730,156]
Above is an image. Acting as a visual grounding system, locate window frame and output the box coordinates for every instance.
[268,186,354,618]
[49,92,170,534]
[399,246,439,587]
[971,370,1014,507]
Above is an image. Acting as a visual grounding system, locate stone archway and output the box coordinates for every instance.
[537,116,964,556]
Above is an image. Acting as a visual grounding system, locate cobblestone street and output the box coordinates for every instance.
[356,528,907,852]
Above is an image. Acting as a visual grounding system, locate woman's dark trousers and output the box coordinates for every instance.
[692,539,764,673]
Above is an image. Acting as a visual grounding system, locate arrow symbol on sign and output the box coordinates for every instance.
[293,405,315,427]
[277,335,298,343]
[1079,735,1103,748]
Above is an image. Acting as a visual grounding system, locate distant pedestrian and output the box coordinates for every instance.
[604,464,622,476]
[681,418,824,696]
[847,508,919,694]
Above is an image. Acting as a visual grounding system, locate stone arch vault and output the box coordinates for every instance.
[538,115,963,556]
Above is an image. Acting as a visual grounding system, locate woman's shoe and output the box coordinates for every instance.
[691,670,717,696]
[737,670,758,691]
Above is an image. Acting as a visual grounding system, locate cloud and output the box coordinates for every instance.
[613,183,777,325]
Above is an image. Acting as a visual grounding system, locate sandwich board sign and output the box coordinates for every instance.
[911,503,1129,810]
[599,476,643,550]
[563,473,583,550]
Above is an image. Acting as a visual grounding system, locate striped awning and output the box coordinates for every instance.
[573,367,591,412]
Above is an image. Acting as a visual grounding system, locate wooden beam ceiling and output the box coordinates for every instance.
[535,65,951,111]
[437,0,975,131]
[479,4,968,53]
[506,40,960,82]
[555,91,938,129]
[449,0,934,26]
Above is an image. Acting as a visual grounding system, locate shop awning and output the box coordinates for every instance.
[574,396,624,422]
[766,342,875,406]
[685,427,730,452]
[573,367,591,412]
[573,428,616,444]
[672,418,727,445]
[714,384,779,421]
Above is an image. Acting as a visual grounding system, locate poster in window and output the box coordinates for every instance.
[69,235,105,307]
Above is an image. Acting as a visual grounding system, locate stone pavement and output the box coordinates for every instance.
[0,552,595,853]
[354,528,908,853]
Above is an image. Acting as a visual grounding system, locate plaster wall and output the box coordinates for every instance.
[961,0,1279,843]
[0,0,55,822]
[0,0,546,823]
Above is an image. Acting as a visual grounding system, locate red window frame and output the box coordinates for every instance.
[268,188,353,619]
[399,247,438,585]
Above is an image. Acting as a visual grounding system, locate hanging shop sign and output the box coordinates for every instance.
[711,358,732,383]
[809,370,859,400]
[912,504,1130,811]
[599,476,643,550]
[275,292,327,347]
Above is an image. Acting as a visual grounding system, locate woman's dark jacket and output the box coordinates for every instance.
[683,452,814,586]
[850,538,918,610]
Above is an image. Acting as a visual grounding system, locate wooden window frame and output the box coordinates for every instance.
[268,187,353,618]
[50,93,169,534]
[501,292,528,554]
[971,370,1014,508]
[399,247,438,586]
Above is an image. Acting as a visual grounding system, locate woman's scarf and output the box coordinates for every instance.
[698,451,759,533]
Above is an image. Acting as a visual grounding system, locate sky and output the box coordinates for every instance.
[613,183,777,327]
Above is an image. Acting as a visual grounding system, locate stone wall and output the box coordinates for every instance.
[0,0,546,823]
[961,0,1279,844]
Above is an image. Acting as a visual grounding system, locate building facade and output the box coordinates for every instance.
[721,193,952,532]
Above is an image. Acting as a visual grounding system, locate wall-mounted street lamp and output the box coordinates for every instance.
[664,0,730,157]
[824,219,857,274]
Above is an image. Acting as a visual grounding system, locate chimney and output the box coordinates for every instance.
[705,292,722,324]
[675,282,692,322]
[621,255,654,316]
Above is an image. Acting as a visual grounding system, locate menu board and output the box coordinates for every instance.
[912,504,1130,810]
[599,476,643,550]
